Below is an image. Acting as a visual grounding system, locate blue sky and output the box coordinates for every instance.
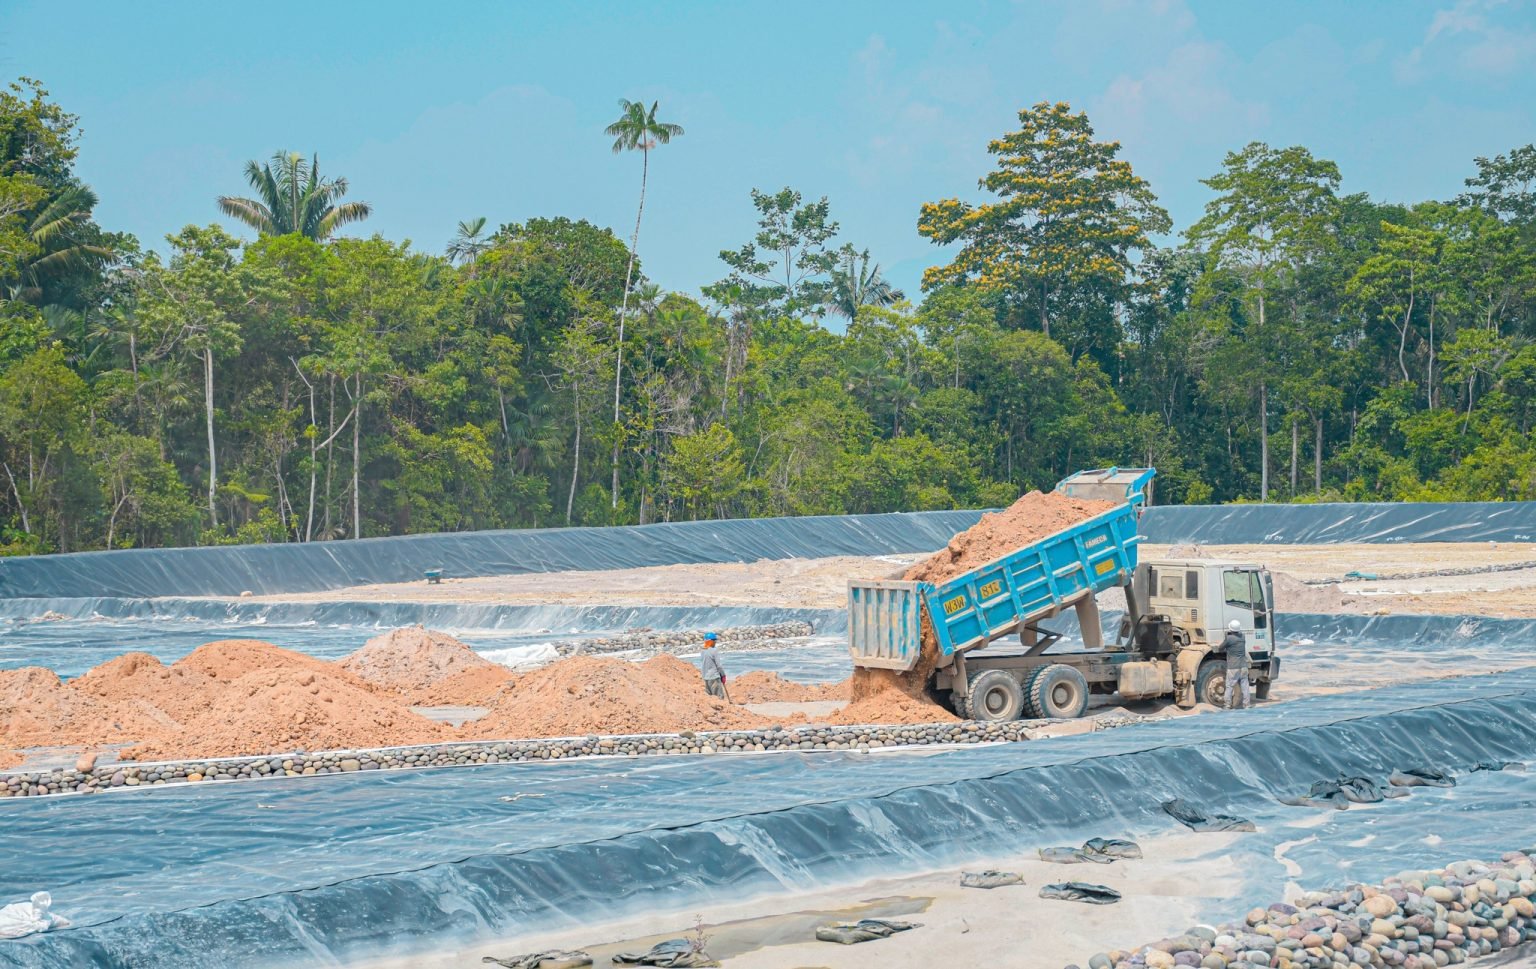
[4,0,1533,302]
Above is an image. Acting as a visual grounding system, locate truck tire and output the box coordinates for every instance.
[1195,661,1226,707]
[1027,664,1090,720]
[962,669,1025,722]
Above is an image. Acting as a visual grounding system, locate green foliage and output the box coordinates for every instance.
[1459,145,1536,224]
[661,423,745,520]
[713,187,842,314]
[605,99,684,156]
[918,101,1170,337]
[217,151,371,241]
[828,246,904,322]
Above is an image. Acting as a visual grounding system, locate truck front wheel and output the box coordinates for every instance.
[1195,661,1226,707]
[961,669,1025,722]
[1026,664,1090,719]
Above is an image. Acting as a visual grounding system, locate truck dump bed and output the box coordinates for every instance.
[848,468,1155,672]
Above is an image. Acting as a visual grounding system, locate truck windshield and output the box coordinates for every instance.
[1223,570,1267,608]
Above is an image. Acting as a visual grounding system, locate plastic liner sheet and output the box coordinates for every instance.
[0,512,976,599]
[1139,500,1536,545]
[2,670,1533,969]
[0,603,848,678]
[0,596,850,631]
[5,499,1534,601]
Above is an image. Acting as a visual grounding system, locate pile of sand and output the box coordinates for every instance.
[0,665,175,748]
[823,688,960,725]
[728,671,848,704]
[463,654,774,739]
[69,652,218,725]
[1271,572,1359,613]
[0,638,464,764]
[177,639,374,690]
[0,749,20,770]
[904,491,1116,585]
[340,626,514,706]
[126,665,450,761]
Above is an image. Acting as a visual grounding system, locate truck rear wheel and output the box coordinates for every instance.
[1026,664,1090,719]
[1195,661,1226,707]
[961,669,1025,722]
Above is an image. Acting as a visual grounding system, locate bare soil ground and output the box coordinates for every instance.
[232,542,1536,618]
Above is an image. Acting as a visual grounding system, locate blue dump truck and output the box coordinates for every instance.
[847,468,1280,720]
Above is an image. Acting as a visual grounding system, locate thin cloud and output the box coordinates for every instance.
[1396,0,1536,81]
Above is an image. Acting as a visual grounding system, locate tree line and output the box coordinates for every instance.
[1,78,1533,554]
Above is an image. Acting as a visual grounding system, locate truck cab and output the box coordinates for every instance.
[1121,559,1279,706]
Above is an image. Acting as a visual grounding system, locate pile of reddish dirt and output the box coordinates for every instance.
[340,626,514,706]
[730,671,848,704]
[463,654,773,739]
[842,490,1115,718]
[126,665,450,761]
[69,652,218,725]
[176,639,375,691]
[903,490,1116,585]
[0,749,20,770]
[822,688,959,726]
[0,665,174,748]
[0,638,463,763]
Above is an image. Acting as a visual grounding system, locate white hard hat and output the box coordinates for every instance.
[1227,620,1242,631]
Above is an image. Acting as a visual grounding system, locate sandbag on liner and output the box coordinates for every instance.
[815,919,921,944]
[1039,882,1122,905]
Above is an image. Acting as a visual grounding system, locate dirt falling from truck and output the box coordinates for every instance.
[903,491,1118,585]
[841,491,1117,722]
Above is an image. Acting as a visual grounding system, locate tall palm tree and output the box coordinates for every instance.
[447,216,491,267]
[829,246,904,321]
[217,151,371,241]
[604,99,683,509]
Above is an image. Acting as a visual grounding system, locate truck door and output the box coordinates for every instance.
[1220,569,1271,650]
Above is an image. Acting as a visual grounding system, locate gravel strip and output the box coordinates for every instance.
[553,621,817,657]
[0,710,1166,799]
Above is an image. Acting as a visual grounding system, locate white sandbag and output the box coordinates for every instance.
[0,892,71,940]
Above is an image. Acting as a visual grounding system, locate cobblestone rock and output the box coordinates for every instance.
[1073,851,1536,969]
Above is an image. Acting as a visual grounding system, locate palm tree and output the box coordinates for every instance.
[829,246,904,321]
[604,99,683,509]
[447,217,491,267]
[8,184,114,304]
[217,151,371,241]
